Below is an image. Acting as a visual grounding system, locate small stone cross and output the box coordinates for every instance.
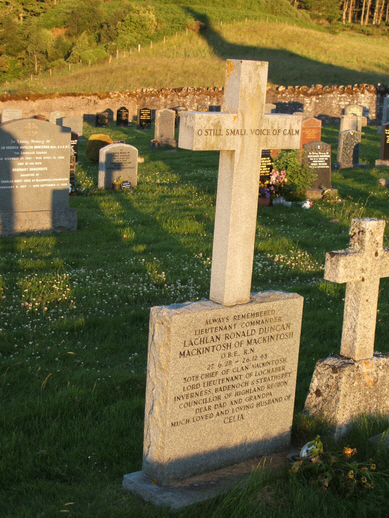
[324,218,389,361]
[178,59,302,306]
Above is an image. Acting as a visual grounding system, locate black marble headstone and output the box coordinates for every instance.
[303,141,332,190]
[117,106,129,127]
[260,149,273,183]
[209,106,221,112]
[380,123,389,160]
[137,108,152,129]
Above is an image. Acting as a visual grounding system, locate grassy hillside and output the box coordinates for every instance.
[3,17,389,95]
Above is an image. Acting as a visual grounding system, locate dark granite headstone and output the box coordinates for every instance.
[137,108,152,129]
[300,117,322,150]
[116,106,129,127]
[98,143,138,189]
[96,112,109,128]
[380,123,389,160]
[259,149,273,183]
[170,106,187,127]
[303,141,331,190]
[208,106,221,112]
[0,119,76,235]
[69,132,78,187]
[337,130,361,169]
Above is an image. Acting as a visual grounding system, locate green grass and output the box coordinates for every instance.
[3,17,389,95]
[2,122,389,516]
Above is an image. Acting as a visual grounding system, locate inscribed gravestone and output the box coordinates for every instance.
[61,116,83,137]
[154,109,176,147]
[116,106,129,127]
[303,141,331,191]
[336,130,361,169]
[98,143,138,189]
[383,96,389,125]
[1,108,22,123]
[300,117,322,150]
[69,132,78,187]
[304,219,389,437]
[260,149,273,183]
[124,61,304,506]
[49,111,65,124]
[137,108,152,129]
[0,119,76,235]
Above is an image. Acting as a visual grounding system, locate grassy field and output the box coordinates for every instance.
[1,120,389,517]
[3,17,389,95]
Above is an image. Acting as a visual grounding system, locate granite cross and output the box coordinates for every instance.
[324,218,389,361]
[178,59,302,306]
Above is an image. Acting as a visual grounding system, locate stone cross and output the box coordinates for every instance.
[178,59,302,306]
[324,218,389,361]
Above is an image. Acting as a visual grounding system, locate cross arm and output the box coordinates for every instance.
[178,111,237,151]
[324,250,365,283]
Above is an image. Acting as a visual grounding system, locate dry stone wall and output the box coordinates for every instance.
[0,84,388,125]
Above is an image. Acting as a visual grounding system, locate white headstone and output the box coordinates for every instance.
[98,143,138,189]
[1,108,22,123]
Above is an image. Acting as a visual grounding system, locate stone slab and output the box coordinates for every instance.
[142,291,303,486]
[0,209,77,236]
[304,354,389,438]
[124,452,288,509]
[375,160,389,167]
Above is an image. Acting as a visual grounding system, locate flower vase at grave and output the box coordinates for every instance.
[258,197,271,207]
[112,183,122,191]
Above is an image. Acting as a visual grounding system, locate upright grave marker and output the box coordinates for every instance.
[49,111,65,124]
[375,122,389,167]
[300,117,321,150]
[0,119,76,235]
[305,219,389,437]
[340,113,358,132]
[96,112,109,128]
[61,116,83,137]
[303,141,332,198]
[336,130,361,169]
[116,106,129,127]
[1,108,22,123]
[137,108,152,129]
[153,109,176,147]
[179,59,302,306]
[123,60,304,508]
[98,143,138,189]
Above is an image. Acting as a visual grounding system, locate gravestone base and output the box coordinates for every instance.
[0,209,77,236]
[304,353,389,439]
[123,451,289,510]
[375,159,389,167]
[306,188,338,200]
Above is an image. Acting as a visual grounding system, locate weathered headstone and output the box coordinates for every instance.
[61,116,83,137]
[300,117,322,150]
[116,106,129,127]
[375,122,389,167]
[98,143,138,189]
[96,112,109,128]
[0,119,76,235]
[303,141,332,198]
[170,106,187,127]
[153,109,176,147]
[1,108,22,123]
[197,104,208,112]
[304,218,389,438]
[340,113,358,132]
[123,60,304,509]
[137,108,152,129]
[344,104,367,131]
[336,130,361,169]
[49,111,65,124]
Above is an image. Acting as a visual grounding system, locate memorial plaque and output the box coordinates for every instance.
[260,149,273,183]
[137,108,152,129]
[300,117,321,150]
[116,106,129,127]
[98,143,138,189]
[1,108,22,123]
[142,292,303,485]
[61,116,83,137]
[0,119,76,235]
[96,112,109,128]
[303,141,331,190]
